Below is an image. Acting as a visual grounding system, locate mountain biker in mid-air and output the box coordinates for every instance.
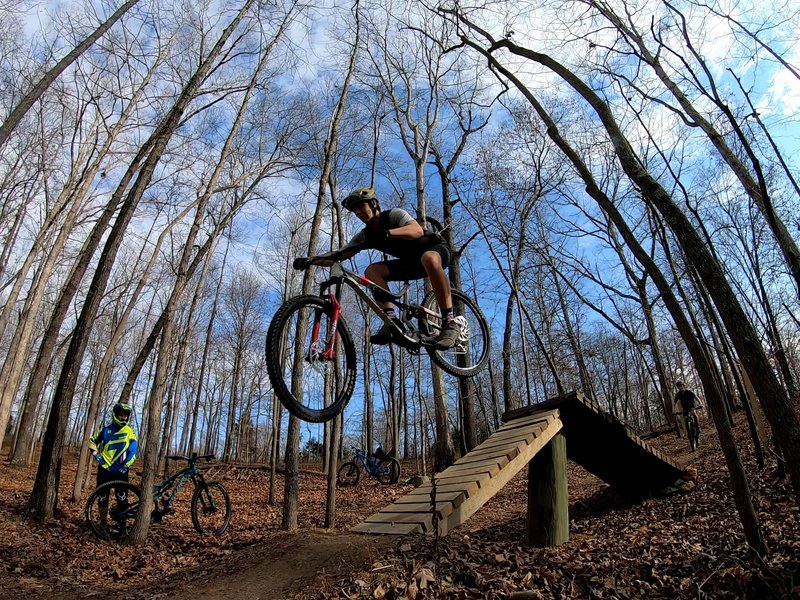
[314,186,461,349]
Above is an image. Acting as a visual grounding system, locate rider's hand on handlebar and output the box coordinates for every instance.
[293,256,335,270]
[293,257,312,270]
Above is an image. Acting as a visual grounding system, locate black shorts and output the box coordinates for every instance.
[378,244,451,282]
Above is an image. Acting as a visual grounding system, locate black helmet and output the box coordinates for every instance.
[675,381,684,388]
[342,187,379,212]
[112,402,132,426]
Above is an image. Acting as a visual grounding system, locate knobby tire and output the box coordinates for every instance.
[190,481,232,535]
[85,480,142,542]
[376,457,401,485]
[420,289,490,377]
[266,295,357,423]
[337,461,360,487]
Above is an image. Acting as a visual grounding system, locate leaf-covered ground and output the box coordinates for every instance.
[2,410,799,599]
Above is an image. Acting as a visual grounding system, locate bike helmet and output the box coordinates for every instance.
[341,187,379,212]
[112,402,132,426]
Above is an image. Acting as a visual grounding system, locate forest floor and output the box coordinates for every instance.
[1,410,799,599]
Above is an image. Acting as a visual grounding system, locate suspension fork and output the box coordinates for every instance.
[314,278,343,361]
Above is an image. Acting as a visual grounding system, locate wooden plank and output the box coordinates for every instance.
[445,454,510,473]
[352,521,422,535]
[393,490,464,506]
[432,470,492,488]
[439,417,563,535]
[494,410,558,433]
[404,480,480,497]
[363,511,433,531]
[439,460,502,479]
[452,444,520,463]
[472,427,537,447]
[378,501,455,519]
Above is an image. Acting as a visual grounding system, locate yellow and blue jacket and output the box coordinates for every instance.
[88,423,138,474]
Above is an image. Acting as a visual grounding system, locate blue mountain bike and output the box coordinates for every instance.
[336,446,401,486]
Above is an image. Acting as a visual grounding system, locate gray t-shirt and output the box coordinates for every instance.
[346,208,415,248]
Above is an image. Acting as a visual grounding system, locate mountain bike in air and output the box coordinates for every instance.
[265,249,490,423]
[85,453,231,541]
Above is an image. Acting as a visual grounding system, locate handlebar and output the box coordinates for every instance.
[293,245,367,271]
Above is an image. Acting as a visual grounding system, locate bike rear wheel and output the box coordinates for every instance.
[191,481,232,536]
[337,461,361,487]
[419,289,490,377]
[376,457,401,485]
[85,481,142,541]
[266,295,357,423]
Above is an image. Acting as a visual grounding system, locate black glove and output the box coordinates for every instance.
[364,228,390,246]
[293,257,312,270]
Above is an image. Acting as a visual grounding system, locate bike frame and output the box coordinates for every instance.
[154,455,212,513]
[154,465,199,511]
[312,262,441,358]
[352,447,381,477]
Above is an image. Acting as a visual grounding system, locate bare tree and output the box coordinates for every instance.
[0,0,142,147]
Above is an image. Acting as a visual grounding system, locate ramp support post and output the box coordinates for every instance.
[526,432,568,547]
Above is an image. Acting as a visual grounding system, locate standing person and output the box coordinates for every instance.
[674,380,700,441]
[88,402,138,526]
[318,187,461,349]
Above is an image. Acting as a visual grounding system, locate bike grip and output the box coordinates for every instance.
[293,257,311,270]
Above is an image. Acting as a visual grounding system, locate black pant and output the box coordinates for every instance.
[96,467,129,508]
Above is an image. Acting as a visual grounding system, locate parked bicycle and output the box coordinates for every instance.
[674,408,701,451]
[85,453,231,541]
[337,446,401,486]
[265,249,491,423]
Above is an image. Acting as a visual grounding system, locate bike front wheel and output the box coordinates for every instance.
[688,418,701,451]
[337,461,361,487]
[191,481,231,536]
[419,289,491,377]
[376,457,401,485]
[85,481,142,542]
[266,295,357,423]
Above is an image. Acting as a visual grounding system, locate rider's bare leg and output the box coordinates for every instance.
[364,262,400,344]
[364,262,393,313]
[421,250,452,311]
[421,250,460,349]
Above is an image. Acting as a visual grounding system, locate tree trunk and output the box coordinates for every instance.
[0,0,142,147]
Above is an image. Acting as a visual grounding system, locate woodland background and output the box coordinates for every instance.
[0,0,799,555]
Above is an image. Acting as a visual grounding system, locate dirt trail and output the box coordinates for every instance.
[130,530,396,600]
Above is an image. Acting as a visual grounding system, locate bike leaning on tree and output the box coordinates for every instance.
[265,248,491,424]
[337,446,401,486]
[85,453,231,541]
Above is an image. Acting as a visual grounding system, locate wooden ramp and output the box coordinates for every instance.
[352,391,687,538]
[352,410,562,536]
[504,391,685,499]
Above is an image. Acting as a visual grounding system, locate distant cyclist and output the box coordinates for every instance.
[674,381,700,441]
[317,187,461,349]
[88,402,138,526]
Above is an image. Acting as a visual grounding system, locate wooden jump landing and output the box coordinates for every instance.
[352,391,688,538]
[504,391,685,499]
[351,409,562,536]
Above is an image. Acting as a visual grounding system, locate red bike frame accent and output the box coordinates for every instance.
[321,294,341,360]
